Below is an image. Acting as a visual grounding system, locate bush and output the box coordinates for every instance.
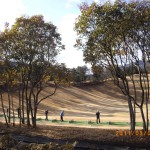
[87,120,92,124]
[52,119,57,122]
[69,120,74,123]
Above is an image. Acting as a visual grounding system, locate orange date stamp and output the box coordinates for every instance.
[116,130,150,136]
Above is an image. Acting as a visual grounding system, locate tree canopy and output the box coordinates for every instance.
[75,0,150,131]
[0,15,65,128]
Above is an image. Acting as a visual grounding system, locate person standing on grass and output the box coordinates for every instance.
[45,110,48,120]
[96,111,100,124]
[60,110,64,121]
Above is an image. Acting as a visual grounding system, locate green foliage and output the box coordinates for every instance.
[69,65,88,84]
[0,15,64,87]
[0,15,65,128]
[92,64,104,81]
[11,15,64,63]
[75,0,150,131]
[75,0,150,66]
[75,0,150,93]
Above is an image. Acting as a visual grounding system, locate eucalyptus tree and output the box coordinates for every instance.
[75,0,150,131]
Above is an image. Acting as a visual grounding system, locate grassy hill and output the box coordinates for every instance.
[36,80,138,122]
[0,80,146,123]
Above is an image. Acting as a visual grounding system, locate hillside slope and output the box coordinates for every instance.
[38,81,136,122]
[0,81,145,122]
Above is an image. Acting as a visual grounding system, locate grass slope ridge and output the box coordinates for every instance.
[0,81,147,123]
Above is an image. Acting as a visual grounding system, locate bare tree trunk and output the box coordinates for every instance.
[134,101,136,127]
[0,93,9,127]
[8,91,11,123]
[11,93,15,126]
[25,83,30,127]
[21,84,25,124]
[19,86,22,127]
[140,106,147,131]
[128,97,135,131]
[30,99,34,126]
[26,98,30,126]
[32,103,37,128]
[146,100,149,131]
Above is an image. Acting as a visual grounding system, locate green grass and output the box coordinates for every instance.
[0,114,4,117]
[108,122,129,126]
[36,118,43,121]
[41,119,144,127]
[135,122,143,126]
[0,115,144,127]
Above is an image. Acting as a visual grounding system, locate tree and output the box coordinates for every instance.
[75,0,150,131]
[52,63,71,86]
[76,65,88,82]
[68,65,88,85]
[0,15,64,128]
[92,64,104,82]
[0,24,21,126]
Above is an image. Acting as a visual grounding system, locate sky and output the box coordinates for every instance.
[0,0,114,68]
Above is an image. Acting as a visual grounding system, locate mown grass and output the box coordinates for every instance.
[36,117,143,127]
[0,115,144,127]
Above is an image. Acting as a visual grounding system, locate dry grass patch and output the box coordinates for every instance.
[0,122,150,149]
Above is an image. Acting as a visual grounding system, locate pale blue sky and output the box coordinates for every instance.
[0,0,113,68]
